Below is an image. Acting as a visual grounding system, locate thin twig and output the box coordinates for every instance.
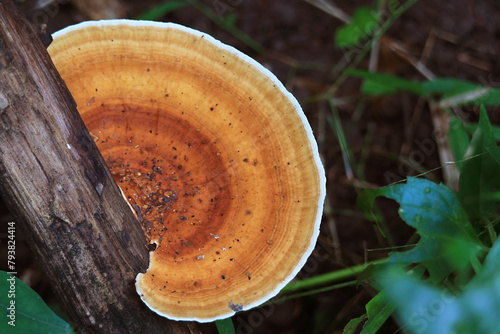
[386,39,435,79]
[383,35,462,186]
[429,103,459,186]
[368,0,387,72]
[328,0,420,94]
[303,0,350,23]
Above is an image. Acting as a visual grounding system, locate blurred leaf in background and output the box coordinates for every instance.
[345,69,424,96]
[380,234,500,334]
[335,7,380,49]
[136,0,188,20]
[0,271,74,334]
[345,70,500,106]
[459,106,500,219]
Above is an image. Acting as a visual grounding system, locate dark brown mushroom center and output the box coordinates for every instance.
[84,102,236,261]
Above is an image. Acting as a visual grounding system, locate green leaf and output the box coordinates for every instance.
[136,0,188,21]
[380,236,500,334]
[215,317,236,334]
[0,271,74,334]
[222,13,238,29]
[342,73,500,106]
[422,78,500,107]
[344,69,424,96]
[472,87,500,106]
[486,145,500,167]
[378,267,461,334]
[438,87,500,108]
[361,291,395,334]
[448,116,470,171]
[343,294,393,334]
[459,105,500,218]
[335,7,379,49]
[467,123,500,142]
[345,69,423,96]
[358,177,482,282]
[421,78,479,96]
[457,235,500,332]
[343,314,367,334]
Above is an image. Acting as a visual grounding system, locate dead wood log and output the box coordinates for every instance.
[0,1,198,333]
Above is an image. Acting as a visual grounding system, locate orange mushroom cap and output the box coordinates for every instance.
[48,20,326,322]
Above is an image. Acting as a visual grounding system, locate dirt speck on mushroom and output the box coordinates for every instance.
[228,301,243,312]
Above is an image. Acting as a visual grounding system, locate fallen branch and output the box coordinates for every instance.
[0,1,198,333]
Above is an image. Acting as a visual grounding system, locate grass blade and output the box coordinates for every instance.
[215,318,236,334]
[136,1,188,21]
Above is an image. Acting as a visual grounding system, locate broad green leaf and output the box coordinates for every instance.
[335,7,379,49]
[344,69,424,96]
[0,271,74,334]
[380,236,500,334]
[215,317,236,334]
[448,116,470,171]
[358,177,482,282]
[459,106,500,218]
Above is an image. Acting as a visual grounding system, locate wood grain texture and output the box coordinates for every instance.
[0,1,198,333]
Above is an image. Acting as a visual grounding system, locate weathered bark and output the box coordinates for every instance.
[0,1,198,333]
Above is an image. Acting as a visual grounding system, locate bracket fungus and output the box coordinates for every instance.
[48,20,326,322]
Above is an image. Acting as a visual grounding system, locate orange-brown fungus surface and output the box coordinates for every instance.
[48,21,325,322]
[89,102,234,260]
